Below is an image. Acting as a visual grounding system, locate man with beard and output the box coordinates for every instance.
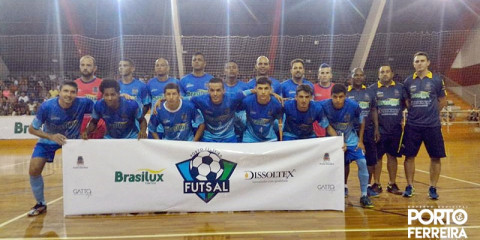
[281,59,314,100]
[74,55,105,138]
[180,52,214,97]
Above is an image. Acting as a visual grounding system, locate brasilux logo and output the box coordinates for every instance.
[176,149,237,203]
[114,169,165,184]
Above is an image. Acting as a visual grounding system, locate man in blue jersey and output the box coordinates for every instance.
[191,78,246,142]
[370,64,406,195]
[147,58,182,138]
[402,52,447,200]
[224,61,249,142]
[247,56,282,95]
[283,84,333,140]
[27,81,93,216]
[346,68,380,198]
[281,59,314,100]
[118,58,150,138]
[180,52,214,97]
[149,83,204,141]
[82,79,146,139]
[241,77,283,142]
[322,84,374,208]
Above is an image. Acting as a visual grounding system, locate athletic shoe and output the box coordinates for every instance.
[360,196,374,208]
[402,185,415,198]
[387,183,403,195]
[371,183,383,194]
[428,186,439,200]
[27,203,47,217]
[367,186,379,198]
[345,187,349,198]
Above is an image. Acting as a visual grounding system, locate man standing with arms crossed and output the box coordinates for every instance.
[402,52,446,200]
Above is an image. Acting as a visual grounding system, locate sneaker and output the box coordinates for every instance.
[402,185,415,198]
[360,196,374,208]
[387,183,403,195]
[27,203,47,217]
[367,186,379,198]
[371,183,383,194]
[345,187,349,198]
[429,186,439,200]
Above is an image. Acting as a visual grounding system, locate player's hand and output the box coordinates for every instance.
[152,98,166,114]
[374,129,381,143]
[342,143,347,152]
[49,133,67,145]
[138,130,147,139]
[356,141,365,152]
[81,131,88,140]
[120,93,136,100]
[271,93,283,106]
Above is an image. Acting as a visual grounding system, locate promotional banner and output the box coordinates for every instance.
[63,137,344,215]
[0,116,36,139]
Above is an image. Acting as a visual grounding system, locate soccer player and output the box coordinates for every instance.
[149,83,204,141]
[402,52,447,200]
[82,79,146,139]
[190,78,247,142]
[75,55,105,139]
[27,81,94,216]
[322,84,374,208]
[241,77,283,142]
[146,58,182,138]
[224,61,249,142]
[369,64,406,195]
[346,68,380,198]
[283,85,332,140]
[281,59,314,100]
[180,52,214,97]
[313,63,335,137]
[247,56,282,95]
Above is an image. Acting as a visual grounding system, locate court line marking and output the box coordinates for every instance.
[0,196,63,229]
[0,226,479,239]
[382,160,480,187]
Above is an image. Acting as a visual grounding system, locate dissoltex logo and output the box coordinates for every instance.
[407,206,468,239]
[114,169,165,184]
[244,169,295,183]
[176,149,236,203]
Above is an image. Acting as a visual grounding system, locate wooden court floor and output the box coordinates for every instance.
[1,127,479,240]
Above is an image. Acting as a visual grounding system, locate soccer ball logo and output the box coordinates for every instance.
[189,151,224,181]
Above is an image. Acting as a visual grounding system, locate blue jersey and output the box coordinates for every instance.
[118,78,151,106]
[180,73,214,97]
[370,81,406,134]
[224,80,249,135]
[283,100,327,139]
[191,92,245,142]
[347,85,376,131]
[225,80,249,93]
[404,72,446,127]
[92,97,142,139]
[281,79,314,100]
[247,77,282,95]
[322,98,363,146]
[240,95,283,142]
[31,97,93,145]
[148,99,203,141]
[147,77,183,110]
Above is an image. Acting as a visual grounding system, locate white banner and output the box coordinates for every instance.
[63,137,344,215]
[0,116,36,139]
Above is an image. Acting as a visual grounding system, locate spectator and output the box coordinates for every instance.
[18,91,29,103]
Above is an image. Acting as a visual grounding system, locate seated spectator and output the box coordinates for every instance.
[18,91,29,103]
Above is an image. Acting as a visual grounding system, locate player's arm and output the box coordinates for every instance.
[138,117,148,139]
[438,96,447,114]
[326,125,337,136]
[357,120,366,152]
[278,117,283,141]
[193,123,205,142]
[29,125,67,145]
[372,107,380,143]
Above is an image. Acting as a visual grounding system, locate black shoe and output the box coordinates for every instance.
[28,203,47,217]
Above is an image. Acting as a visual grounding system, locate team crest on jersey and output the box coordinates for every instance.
[424,83,432,92]
[344,113,351,122]
[410,85,417,93]
[394,89,400,97]
[93,87,98,93]
[132,88,139,95]
[377,91,384,98]
[364,93,371,101]
[182,113,188,121]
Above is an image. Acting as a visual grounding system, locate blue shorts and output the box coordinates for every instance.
[32,143,62,162]
[345,146,366,165]
[377,130,403,159]
[363,129,378,166]
[402,125,446,158]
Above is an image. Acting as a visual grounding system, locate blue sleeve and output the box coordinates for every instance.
[91,102,101,120]
[355,104,363,124]
[31,102,48,130]
[135,101,143,120]
[192,109,204,128]
[141,84,151,106]
[148,111,160,133]
[317,104,330,128]
[438,77,446,98]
